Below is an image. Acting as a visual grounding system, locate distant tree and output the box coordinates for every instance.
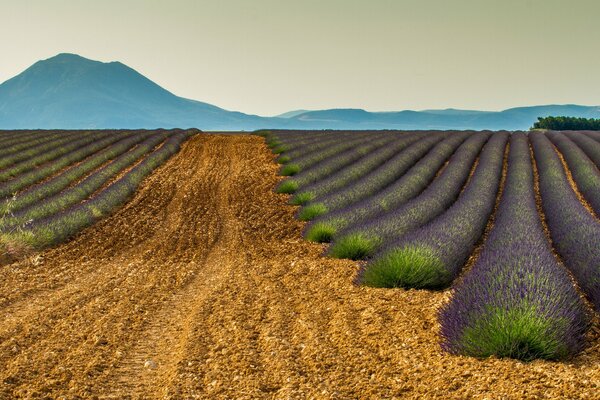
[532,116,600,130]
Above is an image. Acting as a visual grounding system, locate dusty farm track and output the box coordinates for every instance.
[0,134,599,399]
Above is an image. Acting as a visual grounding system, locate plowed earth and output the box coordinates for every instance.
[0,134,598,399]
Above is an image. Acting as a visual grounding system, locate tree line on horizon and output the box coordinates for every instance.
[533,116,600,131]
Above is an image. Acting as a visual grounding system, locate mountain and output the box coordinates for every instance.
[0,53,598,130]
[286,105,600,131]
[275,110,312,118]
[0,53,276,130]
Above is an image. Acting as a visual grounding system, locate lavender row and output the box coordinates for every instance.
[439,133,588,360]
[277,133,403,194]
[278,133,397,176]
[0,132,139,200]
[305,133,472,242]
[7,132,194,249]
[329,132,494,260]
[531,133,600,311]
[265,131,359,161]
[0,132,151,212]
[282,131,388,155]
[0,131,87,168]
[359,131,507,287]
[296,133,451,220]
[563,131,600,168]
[292,134,445,221]
[267,131,362,171]
[584,130,600,142]
[0,130,73,155]
[547,131,600,216]
[259,130,328,144]
[0,133,169,231]
[0,130,63,148]
[271,132,363,158]
[0,131,21,142]
[286,133,420,201]
[0,131,116,182]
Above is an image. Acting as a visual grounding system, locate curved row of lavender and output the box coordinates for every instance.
[0,131,111,179]
[360,131,508,288]
[0,130,59,148]
[547,131,600,215]
[531,133,600,311]
[296,133,448,220]
[266,131,356,162]
[0,132,169,231]
[290,133,428,205]
[0,131,138,200]
[290,132,422,203]
[284,133,407,197]
[564,131,600,168]
[271,131,369,161]
[11,131,196,249]
[0,132,148,213]
[328,132,493,260]
[278,133,392,176]
[304,132,472,242]
[265,131,349,165]
[439,133,589,360]
[585,130,600,143]
[0,130,78,164]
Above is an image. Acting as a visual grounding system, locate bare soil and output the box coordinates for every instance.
[0,134,598,399]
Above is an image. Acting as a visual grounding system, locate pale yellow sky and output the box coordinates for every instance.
[1,0,599,116]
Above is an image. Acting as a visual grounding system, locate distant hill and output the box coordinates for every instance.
[0,53,275,130]
[0,53,598,130]
[286,105,600,131]
[275,110,312,118]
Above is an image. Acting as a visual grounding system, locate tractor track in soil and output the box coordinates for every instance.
[0,134,598,399]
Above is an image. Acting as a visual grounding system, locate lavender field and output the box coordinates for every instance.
[265,129,600,361]
[0,129,197,257]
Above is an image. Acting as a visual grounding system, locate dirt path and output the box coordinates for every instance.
[0,134,598,399]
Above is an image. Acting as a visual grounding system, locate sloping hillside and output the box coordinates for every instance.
[0,54,270,130]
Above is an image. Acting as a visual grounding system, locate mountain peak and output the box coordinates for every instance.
[41,53,100,65]
[0,53,251,129]
[49,53,88,60]
[37,53,131,72]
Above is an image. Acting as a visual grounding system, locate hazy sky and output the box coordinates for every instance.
[1,0,599,116]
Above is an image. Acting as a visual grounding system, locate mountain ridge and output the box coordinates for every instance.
[1,53,599,130]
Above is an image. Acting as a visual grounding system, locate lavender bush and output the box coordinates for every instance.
[329,132,498,260]
[281,133,405,195]
[359,131,508,286]
[531,133,600,311]
[296,133,448,219]
[439,133,589,360]
[278,133,395,176]
[547,131,600,216]
[305,132,474,242]
[563,131,600,168]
